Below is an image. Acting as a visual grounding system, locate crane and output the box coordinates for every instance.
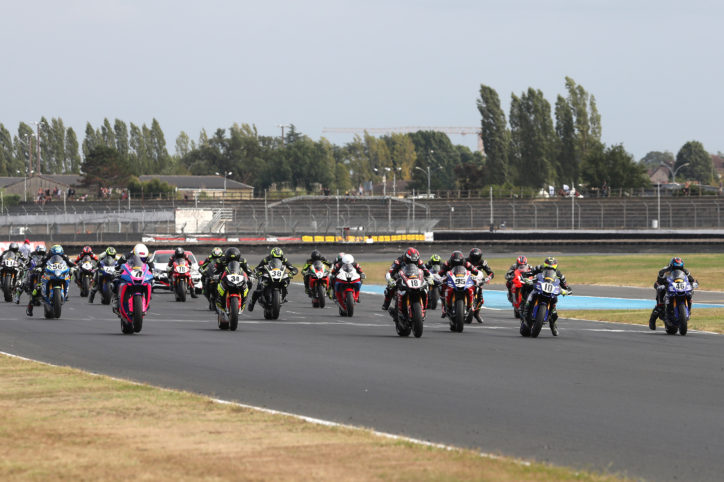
[322,126,484,153]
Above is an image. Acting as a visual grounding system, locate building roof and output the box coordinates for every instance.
[139,175,254,190]
[0,174,81,189]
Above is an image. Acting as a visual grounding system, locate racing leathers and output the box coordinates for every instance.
[328,259,365,300]
[211,257,254,311]
[248,255,298,311]
[381,256,431,311]
[26,253,76,316]
[88,251,120,303]
[466,256,494,323]
[649,266,697,329]
[438,260,480,318]
[521,265,571,331]
[16,251,45,304]
[303,255,331,294]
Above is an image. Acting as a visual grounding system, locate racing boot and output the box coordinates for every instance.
[248,290,260,312]
[111,294,119,315]
[648,307,659,330]
[550,310,559,336]
[26,301,33,316]
[88,289,96,304]
[381,296,391,311]
[304,276,310,296]
[473,309,483,324]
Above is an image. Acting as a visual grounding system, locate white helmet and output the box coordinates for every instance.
[341,254,354,265]
[133,243,149,261]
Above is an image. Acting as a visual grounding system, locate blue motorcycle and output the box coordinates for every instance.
[520,269,569,338]
[662,269,695,336]
[40,254,70,319]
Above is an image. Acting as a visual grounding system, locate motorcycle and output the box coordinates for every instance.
[466,271,491,324]
[661,269,695,336]
[427,262,443,310]
[96,257,118,305]
[117,255,153,334]
[307,260,330,308]
[75,255,96,297]
[510,266,535,319]
[171,258,197,302]
[216,261,249,331]
[444,265,475,333]
[256,258,293,320]
[390,263,427,338]
[333,263,362,317]
[39,254,70,319]
[1,251,22,302]
[520,269,569,338]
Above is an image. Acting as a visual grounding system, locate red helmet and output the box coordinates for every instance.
[404,247,420,264]
[516,256,528,266]
[82,246,93,255]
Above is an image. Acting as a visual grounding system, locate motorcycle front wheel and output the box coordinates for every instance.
[345,291,355,317]
[317,283,326,309]
[175,280,186,302]
[229,299,239,331]
[411,300,423,338]
[271,289,281,320]
[531,303,545,338]
[132,295,144,333]
[452,298,465,333]
[678,303,688,336]
[52,288,63,319]
[81,275,90,297]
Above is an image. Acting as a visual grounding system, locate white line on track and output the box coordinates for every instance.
[0,349,529,467]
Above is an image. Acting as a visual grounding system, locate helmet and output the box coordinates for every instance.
[516,255,528,266]
[429,254,441,264]
[543,257,558,269]
[82,246,93,255]
[449,251,464,266]
[468,248,483,265]
[24,239,30,244]
[224,247,241,262]
[35,244,46,254]
[133,243,149,261]
[404,247,420,264]
[175,247,185,257]
[9,242,19,252]
[50,245,64,256]
[669,257,684,269]
[211,247,224,258]
[271,247,284,258]
[105,247,117,257]
[310,249,322,261]
[341,254,354,265]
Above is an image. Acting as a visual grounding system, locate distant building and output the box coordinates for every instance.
[0,174,82,200]
[648,165,670,184]
[139,175,254,200]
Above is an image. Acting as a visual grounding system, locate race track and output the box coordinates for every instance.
[1,283,723,481]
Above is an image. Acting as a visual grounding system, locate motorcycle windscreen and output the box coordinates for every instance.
[540,268,558,282]
[402,263,421,279]
[126,254,146,270]
[669,269,686,281]
[312,260,325,271]
[268,258,283,270]
[226,260,241,274]
[451,265,467,277]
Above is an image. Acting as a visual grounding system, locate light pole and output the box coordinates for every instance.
[660,162,690,183]
[277,124,291,146]
[414,166,431,199]
[30,121,42,174]
[389,167,401,197]
[216,171,232,204]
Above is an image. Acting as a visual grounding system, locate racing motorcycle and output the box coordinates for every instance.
[389,263,427,338]
[466,271,491,324]
[444,265,475,333]
[96,257,118,305]
[216,261,249,331]
[171,258,197,302]
[1,251,22,302]
[333,263,362,317]
[117,255,153,334]
[39,254,70,319]
[520,269,569,338]
[75,255,96,297]
[256,258,294,320]
[427,262,443,310]
[510,266,535,319]
[307,260,330,308]
[661,269,696,336]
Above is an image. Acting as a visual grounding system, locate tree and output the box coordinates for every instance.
[0,123,14,176]
[81,146,132,187]
[554,95,577,182]
[581,144,649,189]
[175,131,192,158]
[114,119,129,159]
[564,76,602,161]
[15,123,35,174]
[408,130,460,192]
[509,88,556,188]
[82,122,100,159]
[148,118,171,173]
[128,122,148,173]
[65,128,81,173]
[476,84,511,184]
[639,151,674,170]
[676,141,712,184]
[101,118,116,149]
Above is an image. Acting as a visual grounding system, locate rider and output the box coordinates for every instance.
[214,247,255,311]
[302,249,331,295]
[19,239,32,259]
[199,247,225,308]
[522,257,572,336]
[505,256,531,302]
[0,242,25,264]
[466,248,495,323]
[381,247,431,311]
[26,245,76,316]
[424,254,443,271]
[167,247,192,270]
[648,257,697,331]
[72,245,99,285]
[248,247,298,311]
[16,244,46,304]
[437,251,480,319]
[112,243,153,315]
[329,253,366,300]
[88,247,119,303]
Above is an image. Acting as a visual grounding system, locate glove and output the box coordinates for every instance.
[387,279,396,288]
[360,273,366,280]
[484,276,492,284]
[291,267,299,276]
[693,281,699,289]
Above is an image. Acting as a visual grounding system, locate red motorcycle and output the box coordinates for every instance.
[307,260,330,308]
[510,266,534,319]
[333,263,362,317]
[172,258,197,302]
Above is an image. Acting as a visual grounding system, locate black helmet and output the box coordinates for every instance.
[310,249,322,261]
[224,247,241,262]
[175,247,185,257]
[449,251,464,266]
[9,242,19,252]
[468,248,483,265]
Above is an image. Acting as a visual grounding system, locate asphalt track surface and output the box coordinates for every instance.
[1,284,723,481]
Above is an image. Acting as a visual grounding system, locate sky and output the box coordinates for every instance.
[2,0,722,161]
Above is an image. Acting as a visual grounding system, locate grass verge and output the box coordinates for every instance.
[562,308,724,334]
[0,354,622,481]
[361,253,724,291]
